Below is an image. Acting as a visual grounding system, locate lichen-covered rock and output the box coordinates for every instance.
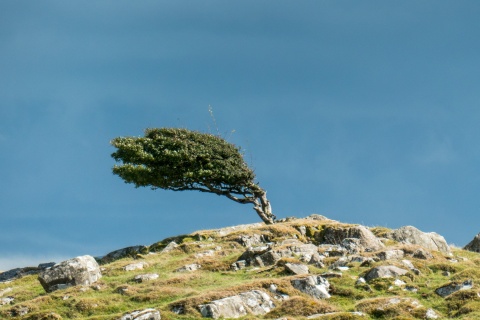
[100,245,148,264]
[364,265,409,282]
[315,225,385,252]
[198,290,275,319]
[38,255,101,293]
[389,226,451,254]
[119,308,161,320]
[291,275,331,299]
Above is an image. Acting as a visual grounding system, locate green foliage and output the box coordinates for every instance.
[111,128,275,223]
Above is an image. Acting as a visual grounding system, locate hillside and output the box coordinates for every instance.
[1,215,480,319]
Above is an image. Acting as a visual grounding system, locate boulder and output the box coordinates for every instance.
[464,233,480,253]
[198,290,275,319]
[119,308,161,320]
[291,275,331,299]
[100,245,148,264]
[38,255,102,292]
[236,234,269,247]
[285,263,309,275]
[435,280,473,297]
[315,225,384,252]
[376,249,404,261]
[413,248,434,260]
[388,226,451,254]
[364,265,409,282]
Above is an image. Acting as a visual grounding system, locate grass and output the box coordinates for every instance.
[1,218,480,319]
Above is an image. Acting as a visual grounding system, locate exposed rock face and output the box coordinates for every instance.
[119,308,161,320]
[236,234,269,247]
[0,267,42,283]
[376,249,404,261]
[389,226,451,254]
[100,245,148,264]
[198,290,275,319]
[315,225,385,252]
[464,233,480,253]
[364,265,409,282]
[38,255,102,292]
[291,275,331,299]
[435,280,473,297]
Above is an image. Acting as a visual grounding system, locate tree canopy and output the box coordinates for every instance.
[111,128,275,224]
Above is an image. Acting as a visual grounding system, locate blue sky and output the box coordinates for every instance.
[2,1,480,270]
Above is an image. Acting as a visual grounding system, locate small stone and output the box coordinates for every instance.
[356,277,366,285]
[425,308,439,319]
[405,285,418,293]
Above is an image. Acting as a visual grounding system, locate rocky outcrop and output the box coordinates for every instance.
[364,265,409,282]
[388,226,451,255]
[100,245,148,264]
[291,275,331,299]
[198,290,275,319]
[315,225,385,252]
[119,308,161,320]
[38,255,102,292]
[464,233,480,253]
[285,263,309,275]
[134,274,159,283]
[0,263,54,283]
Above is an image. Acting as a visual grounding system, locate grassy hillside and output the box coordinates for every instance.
[1,216,480,319]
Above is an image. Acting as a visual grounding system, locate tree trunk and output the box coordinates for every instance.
[253,190,276,224]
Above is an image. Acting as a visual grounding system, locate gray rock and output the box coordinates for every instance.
[364,265,409,282]
[376,249,404,261]
[341,238,363,254]
[38,255,101,293]
[161,241,179,253]
[231,260,246,271]
[100,245,148,264]
[435,280,473,297]
[0,296,14,305]
[306,214,330,221]
[291,275,331,299]
[38,262,56,269]
[237,234,269,247]
[123,262,147,271]
[0,267,40,283]
[425,308,439,319]
[464,233,480,253]
[389,226,451,255]
[134,273,159,283]
[199,290,275,319]
[285,263,309,275]
[119,308,161,320]
[315,225,384,252]
[175,263,201,272]
[413,248,434,260]
[0,287,12,297]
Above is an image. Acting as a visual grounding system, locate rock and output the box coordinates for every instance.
[38,262,56,269]
[413,248,434,260]
[376,249,404,261]
[38,255,102,293]
[389,226,451,254]
[134,273,159,282]
[268,284,289,300]
[356,297,427,318]
[198,290,275,319]
[9,305,30,317]
[161,241,179,253]
[285,263,309,275]
[425,308,439,319]
[1,296,14,305]
[0,267,40,283]
[321,272,343,278]
[175,263,201,272]
[119,308,161,320]
[238,246,293,267]
[464,233,480,253]
[100,245,148,264]
[236,234,269,247]
[306,214,330,221]
[315,225,384,252]
[364,265,409,282]
[318,244,347,257]
[356,277,366,285]
[291,275,331,299]
[435,279,473,297]
[231,260,246,271]
[341,238,363,254]
[123,262,147,271]
[0,287,12,297]
[195,250,215,258]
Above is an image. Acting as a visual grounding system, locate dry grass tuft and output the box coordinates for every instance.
[265,296,339,318]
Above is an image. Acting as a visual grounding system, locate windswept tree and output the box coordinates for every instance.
[110,128,275,224]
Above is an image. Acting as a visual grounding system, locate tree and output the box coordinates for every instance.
[110,128,276,224]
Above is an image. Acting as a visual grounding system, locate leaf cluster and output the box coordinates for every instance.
[111,128,256,194]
